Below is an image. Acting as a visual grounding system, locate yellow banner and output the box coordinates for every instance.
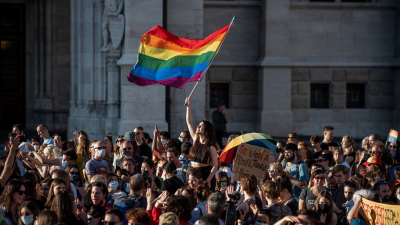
[232,143,271,182]
[359,198,400,225]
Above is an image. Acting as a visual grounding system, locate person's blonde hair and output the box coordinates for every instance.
[159,212,179,225]
[37,144,48,156]
[44,144,61,158]
[343,135,356,153]
[90,175,107,185]
[269,162,285,176]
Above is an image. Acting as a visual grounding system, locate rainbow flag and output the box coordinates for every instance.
[387,129,398,144]
[127,24,231,88]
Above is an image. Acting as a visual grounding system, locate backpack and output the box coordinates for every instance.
[114,194,145,225]
[182,165,190,183]
[283,160,304,179]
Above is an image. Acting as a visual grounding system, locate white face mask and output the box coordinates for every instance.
[161,139,167,145]
[96,149,105,158]
[33,145,39,151]
[397,194,400,201]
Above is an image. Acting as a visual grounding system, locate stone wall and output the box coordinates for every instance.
[291,68,394,139]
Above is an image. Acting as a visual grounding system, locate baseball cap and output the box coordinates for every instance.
[362,156,382,166]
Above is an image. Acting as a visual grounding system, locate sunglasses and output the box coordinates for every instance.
[314,176,324,180]
[135,133,142,135]
[53,138,61,142]
[116,140,123,143]
[389,145,397,148]
[317,159,327,163]
[267,169,276,173]
[17,190,25,196]
[371,151,377,154]
[70,172,79,175]
[123,147,132,151]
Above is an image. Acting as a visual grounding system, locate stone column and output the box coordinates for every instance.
[117,0,168,134]
[257,0,293,136]
[105,50,121,134]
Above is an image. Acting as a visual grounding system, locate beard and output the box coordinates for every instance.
[382,195,391,203]
[285,155,295,162]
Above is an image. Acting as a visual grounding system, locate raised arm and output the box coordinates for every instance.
[152,127,162,159]
[31,151,61,166]
[185,97,197,142]
[0,137,19,188]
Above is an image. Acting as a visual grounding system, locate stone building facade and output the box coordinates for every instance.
[0,0,399,141]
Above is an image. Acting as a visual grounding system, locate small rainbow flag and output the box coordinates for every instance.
[127,23,232,88]
[387,129,398,144]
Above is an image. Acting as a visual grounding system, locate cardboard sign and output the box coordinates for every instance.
[359,198,400,225]
[232,143,272,181]
[387,129,398,144]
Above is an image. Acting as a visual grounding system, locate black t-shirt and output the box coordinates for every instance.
[313,150,323,160]
[161,176,184,195]
[320,141,339,151]
[285,196,298,216]
[334,184,347,225]
[139,143,152,159]
[344,151,356,167]
[299,187,336,210]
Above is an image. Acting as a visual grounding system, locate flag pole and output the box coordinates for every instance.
[185,16,236,105]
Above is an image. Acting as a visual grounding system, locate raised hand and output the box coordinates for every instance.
[25,143,35,152]
[250,204,258,216]
[225,185,234,201]
[185,97,191,107]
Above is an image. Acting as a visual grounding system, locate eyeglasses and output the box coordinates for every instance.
[389,145,397,149]
[17,190,25,196]
[116,140,123,143]
[135,133,142,135]
[70,172,79,175]
[267,169,276,173]
[102,221,121,225]
[53,138,61,142]
[317,159,327,163]
[314,176,324,180]
[123,147,132,151]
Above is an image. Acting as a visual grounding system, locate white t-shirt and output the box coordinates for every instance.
[195,218,225,225]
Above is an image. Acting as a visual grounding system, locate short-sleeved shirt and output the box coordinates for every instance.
[43,137,54,145]
[313,150,323,161]
[266,203,292,225]
[85,158,110,175]
[285,196,298,216]
[139,143,152,159]
[320,141,338,151]
[283,160,309,201]
[299,187,336,209]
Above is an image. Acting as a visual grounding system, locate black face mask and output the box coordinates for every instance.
[319,204,330,213]
[276,147,282,153]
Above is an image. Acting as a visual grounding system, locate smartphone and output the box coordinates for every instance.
[220,181,227,187]
[120,169,129,176]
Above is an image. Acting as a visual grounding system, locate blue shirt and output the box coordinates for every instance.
[283,160,309,202]
[179,155,190,167]
[43,137,54,145]
[189,201,208,224]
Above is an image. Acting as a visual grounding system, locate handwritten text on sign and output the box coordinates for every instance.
[232,144,271,181]
[359,198,400,225]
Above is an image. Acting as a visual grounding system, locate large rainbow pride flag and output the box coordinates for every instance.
[127,23,231,89]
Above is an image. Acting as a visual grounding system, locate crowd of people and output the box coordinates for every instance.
[0,97,399,225]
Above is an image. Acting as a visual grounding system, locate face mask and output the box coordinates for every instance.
[96,149,105,158]
[161,139,167,145]
[21,215,34,225]
[33,145,39,151]
[109,181,119,190]
[276,147,282,153]
[62,161,69,167]
[69,174,79,182]
[397,194,400,201]
[178,137,183,142]
[319,204,330,213]
[255,222,267,225]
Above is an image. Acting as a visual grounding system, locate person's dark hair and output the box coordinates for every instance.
[332,164,349,176]
[285,143,297,152]
[91,182,109,197]
[310,135,321,144]
[277,140,286,148]
[163,162,177,176]
[53,133,68,150]
[165,195,192,221]
[321,151,334,167]
[65,164,81,181]
[297,209,320,222]
[166,138,182,154]
[305,159,316,169]
[112,135,124,155]
[23,180,38,199]
[199,214,219,225]
[189,120,219,164]
[106,173,119,184]
[160,131,171,140]
[370,133,380,141]
[142,159,155,169]
[13,124,25,133]
[262,180,281,199]
[188,167,202,180]
[104,135,113,150]
[195,181,211,202]
[122,156,137,168]
[22,172,39,186]
[37,211,58,225]
[181,130,191,140]
[23,196,45,211]
[207,192,226,214]
[30,136,41,144]
[166,147,180,157]
[17,200,41,225]
[129,174,145,192]
[126,208,151,225]
[143,132,153,144]
[394,167,400,180]
[87,205,106,218]
[181,142,193,155]
[323,126,334,132]
[66,140,76,151]
[62,149,77,161]
[373,181,390,192]
[0,179,25,214]
[105,208,124,222]
[390,183,400,203]
[276,177,293,195]
[240,174,257,195]
[314,191,333,223]
[50,190,79,224]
